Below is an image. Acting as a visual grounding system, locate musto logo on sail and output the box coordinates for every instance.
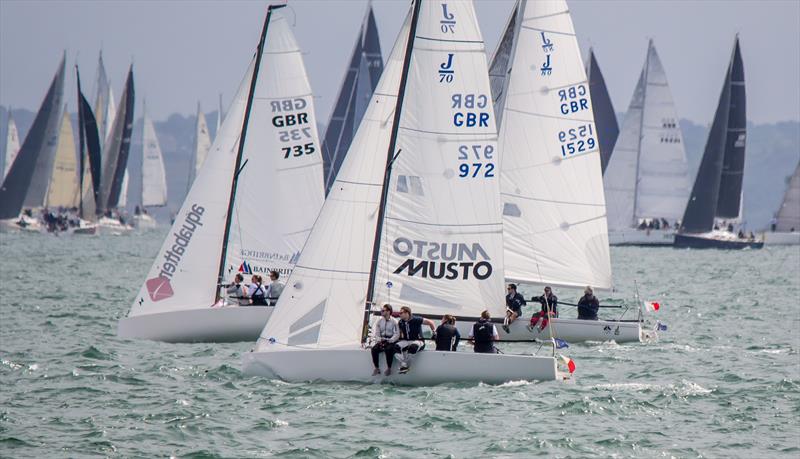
[144,204,205,302]
[392,237,492,280]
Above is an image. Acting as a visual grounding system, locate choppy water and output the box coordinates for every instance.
[1,229,798,458]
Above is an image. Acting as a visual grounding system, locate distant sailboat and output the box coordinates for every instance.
[44,108,80,210]
[675,36,761,249]
[133,108,168,229]
[765,161,800,245]
[3,112,21,180]
[603,40,691,246]
[0,56,65,230]
[187,102,212,191]
[586,48,619,173]
[120,7,325,343]
[243,1,561,385]
[74,66,102,234]
[321,1,383,195]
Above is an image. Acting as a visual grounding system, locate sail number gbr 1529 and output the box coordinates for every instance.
[458,145,494,178]
[271,97,316,159]
[558,123,596,157]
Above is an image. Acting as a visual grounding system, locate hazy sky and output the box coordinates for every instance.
[1,0,798,125]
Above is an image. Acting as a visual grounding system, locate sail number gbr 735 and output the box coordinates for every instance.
[271,97,316,159]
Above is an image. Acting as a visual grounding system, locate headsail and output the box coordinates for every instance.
[321,3,384,195]
[44,109,79,209]
[715,37,746,220]
[604,40,690,231]
[586,48,619,173]
[98,66,135,212]
[775,161,800,232]
[141,112,168,207]
[94,52,116,149]
[492,0,611,289]
[0,57,65,219]
[188,103,212,189]
[3,113,21,180]
[77,67,103,220]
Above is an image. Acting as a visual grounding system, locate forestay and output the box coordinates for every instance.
[603,40,690,231]
[141,113,168,207]
[492,0,611,289]
[45,109,80,209]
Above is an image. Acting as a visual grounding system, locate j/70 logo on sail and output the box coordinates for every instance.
[144,204,205,302]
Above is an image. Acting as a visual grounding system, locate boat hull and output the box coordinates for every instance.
[608,228,675,246]
[97,216,134,235]
[674,233,763,249]
[764,232,800,246]
[444,316,642,344]
[0,216,42,233]
[241,347,558,385]
[118,306,273,343]
[132,214,157,230]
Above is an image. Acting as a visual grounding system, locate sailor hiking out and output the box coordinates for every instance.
[395,306,435,374]
[529,286,558,331]
[370,304,400,376]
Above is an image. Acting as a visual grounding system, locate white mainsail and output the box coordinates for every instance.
[188,103,212,188]
[44,109,80,209]
[127,12,324,319]
[141,113,168,207]
[3,113,21,180]
[94,52,116,149]
[492,0,611,289]
[776,161,800,232]
[604,40,691,231]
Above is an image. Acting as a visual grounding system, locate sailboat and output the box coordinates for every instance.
[133,108,168,230]
[586,48,619,173]
[242,1,560,385]
[0,56,65,232]
[3,112,21,181]
[73,66,102,235]
[675,37,761,249]
[119,7,325,343]
[603,40,691,246]
[765,161,800,245]
[471,0,643,344]
[187,102,212,192]
[96,66,136,234]
[321,1,383,195]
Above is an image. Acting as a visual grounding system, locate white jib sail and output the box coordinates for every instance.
[256,11,413,351]
[3,114,21,180]
[494,0,611,289]
[604,40,690,230]
[141,113,168,207]
[128,60,254,317]
[45,109,80,209]
[189,105,212,186]
[221,13,325,283]
[373,0,505,318]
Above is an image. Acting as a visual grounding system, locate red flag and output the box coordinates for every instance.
[560,355,576,374]
[645,301,660,311]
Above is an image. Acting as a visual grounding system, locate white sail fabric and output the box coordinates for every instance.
[373,1,504,318]
[776,161,800,232]
[189,105,212,186]
[604,41,690,230]
[3,114,21,180]
[128,60,254,317]
[44,110,79,208]
[494,0,611,289]
[222,14,325,284]
[141,114,168,207]
[256,11,412,351]
[118,169,129,208]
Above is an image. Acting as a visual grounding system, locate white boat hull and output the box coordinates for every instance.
[241,347,558,385]
[132,213,157,230]
[118,306,272,343]
[608,228,675,246]
[450,316,642,344]
[0,216,42,233]
[97,216,133,235]
[764,232,800,246]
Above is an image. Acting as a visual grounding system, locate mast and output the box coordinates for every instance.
[361,0,423,342]
[631,40,651,227]
[214,3,285,302]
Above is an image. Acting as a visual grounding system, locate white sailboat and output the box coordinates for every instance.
[187,103,212,191]
[133,109,168,230]
[242,1,560,385]
[603,40,691,246]
[765,161,800,245]
[43,108,80,210]
[3,112,21,181]
[119,8,325,343]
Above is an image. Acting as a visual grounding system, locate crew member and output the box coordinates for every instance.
[503,283,526,333]
[529,286,558,331]
[434,314,460,351]
[370,304,399,376]
[469,310,498,353]
[577,285,600,320]
[395,306,435,374]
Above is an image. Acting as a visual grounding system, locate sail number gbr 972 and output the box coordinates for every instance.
[452,93,493,178]
[271,97,316,159]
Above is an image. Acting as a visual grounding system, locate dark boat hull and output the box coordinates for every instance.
[674,233,763,249]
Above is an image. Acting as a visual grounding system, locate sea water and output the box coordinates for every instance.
[1,230,798,457]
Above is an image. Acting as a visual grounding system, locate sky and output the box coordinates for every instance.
[1,0,799,125]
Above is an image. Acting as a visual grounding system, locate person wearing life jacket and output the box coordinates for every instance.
[469,310,499,353]
[503,283,526,333]
[265,270,285,306]
[434,314,460,351]
[395,306,435,374]
[248,275,268,306]
[577,285,600,320]
[226,273,249,306]
[529,286,558,331]
[370,304,400,376]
